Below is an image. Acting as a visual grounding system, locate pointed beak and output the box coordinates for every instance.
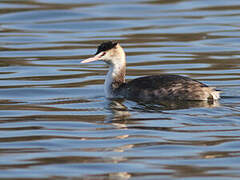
[81,52,104,64]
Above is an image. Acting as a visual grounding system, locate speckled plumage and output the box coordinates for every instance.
[115,75,219,101]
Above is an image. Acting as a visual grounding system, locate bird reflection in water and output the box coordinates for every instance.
[105,98,220,122]
[105,98,131,122]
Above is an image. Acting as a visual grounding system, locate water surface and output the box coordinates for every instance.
[1,0,240,179]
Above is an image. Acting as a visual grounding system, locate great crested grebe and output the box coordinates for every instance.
[81,41,220,101]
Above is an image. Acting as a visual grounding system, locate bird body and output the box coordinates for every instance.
[81,41,220,101]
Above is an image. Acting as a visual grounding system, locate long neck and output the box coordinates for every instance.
[104,58,126,98]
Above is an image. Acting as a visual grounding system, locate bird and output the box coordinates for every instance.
[81,41,220,101]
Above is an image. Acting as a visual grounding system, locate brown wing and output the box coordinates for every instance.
[123,75,209,100]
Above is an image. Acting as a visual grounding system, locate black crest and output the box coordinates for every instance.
[95,41,118,55]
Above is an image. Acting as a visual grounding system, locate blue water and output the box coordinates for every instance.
[0,0,240,179]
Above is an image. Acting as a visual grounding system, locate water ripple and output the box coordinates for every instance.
[0,0,240,179]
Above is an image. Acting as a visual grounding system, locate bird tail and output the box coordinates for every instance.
[210,88,221,100]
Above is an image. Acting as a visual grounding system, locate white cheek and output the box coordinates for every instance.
[103,53,113,62]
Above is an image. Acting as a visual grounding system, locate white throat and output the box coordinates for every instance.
[104,65,115,98]
[104,60,126,98]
